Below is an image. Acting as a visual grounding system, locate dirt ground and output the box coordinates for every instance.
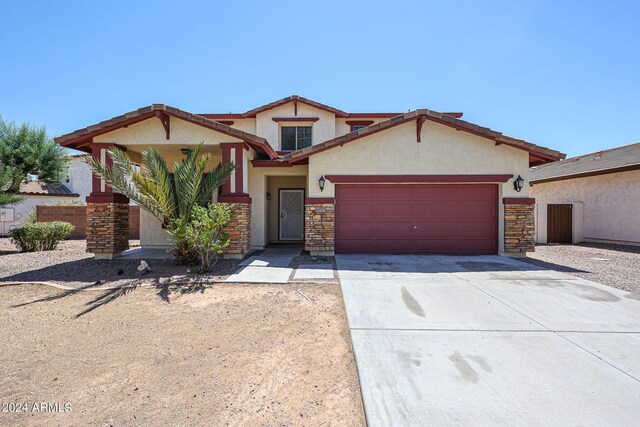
[0,282,365,426]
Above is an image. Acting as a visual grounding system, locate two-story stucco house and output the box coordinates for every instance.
[54,95,565,259]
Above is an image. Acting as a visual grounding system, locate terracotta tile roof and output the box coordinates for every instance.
[242,95,349,118]
[18,181,79,197]
[282,109,565,165]
[530,142,640,183]
[54,104,278,159]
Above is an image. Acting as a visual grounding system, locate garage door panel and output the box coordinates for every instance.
[338,202,376,218]
[375,221,414,234]
[413,186,452,200]
[415,203,454,219]
[336,220,374,235]
[376,203,413,217]
[375,186,415,199]
[336,184,498,255]
[338,186,375,199]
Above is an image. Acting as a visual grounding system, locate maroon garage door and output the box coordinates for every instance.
[335,184,498,254]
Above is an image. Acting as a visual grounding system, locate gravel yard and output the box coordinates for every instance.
[523,242,640,295]
[0,239,239,288]
[0,282,364,426]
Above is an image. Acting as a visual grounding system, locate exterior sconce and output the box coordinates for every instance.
[318,175,326,192]
[513,175,525,192]
[267,192,271,200]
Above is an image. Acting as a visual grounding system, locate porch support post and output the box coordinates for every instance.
[86,144,130,259]
[219,142,252,258]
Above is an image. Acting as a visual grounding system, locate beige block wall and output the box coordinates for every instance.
[307,120,531,254]
[267,176,308,243]
[531,169,640,245]
[255,103,336,150]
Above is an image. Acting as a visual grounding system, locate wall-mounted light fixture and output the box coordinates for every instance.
[267,192,271,201]
[180,148,193,156]
[513,175,525,192]
[318,175,326,192]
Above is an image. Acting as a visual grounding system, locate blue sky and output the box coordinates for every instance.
[1,0,638,157]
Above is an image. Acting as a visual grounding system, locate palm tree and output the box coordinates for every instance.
[85,143,235,263]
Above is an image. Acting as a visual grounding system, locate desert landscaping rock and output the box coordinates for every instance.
[522,243,640,295]
[0,238,238,288]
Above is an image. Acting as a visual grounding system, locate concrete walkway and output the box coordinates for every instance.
[337,254,640,426]
[225,246,301,283]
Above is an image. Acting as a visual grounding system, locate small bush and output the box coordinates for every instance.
[171,204,233,273]
[9,221,74,252]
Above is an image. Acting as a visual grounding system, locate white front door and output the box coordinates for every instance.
[279,189,304,241]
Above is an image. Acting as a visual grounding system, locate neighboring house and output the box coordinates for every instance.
[0,156,90,235]
[530,142,640,246]
[54,95,565,259]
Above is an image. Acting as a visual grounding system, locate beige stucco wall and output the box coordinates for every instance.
[224,118,256,134]
[66,157,93,197]
[255,103,336,150]
[1,195,79,235]
[248,164,308,249]
[94,116,243,146]
[267,176,308,243]
[306,119,530,255]
[307,120,529,198]
[531,169,640,245]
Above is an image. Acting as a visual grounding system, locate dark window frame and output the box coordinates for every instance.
[280,125,312,151]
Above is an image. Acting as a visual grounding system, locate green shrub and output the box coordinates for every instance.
[9,221,74,252]
[170,203,233,273]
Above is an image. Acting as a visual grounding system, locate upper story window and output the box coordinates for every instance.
[352,125,366,132]
[281,126,312,151]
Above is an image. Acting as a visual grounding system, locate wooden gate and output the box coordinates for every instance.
[547,204,572,243]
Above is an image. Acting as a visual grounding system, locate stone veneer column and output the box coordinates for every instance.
[304,198,335,256]
[503,198,536,256]
[219,195,252,259]
[86,197,130,259]
[218,142,252,259]
[86,143,130,259]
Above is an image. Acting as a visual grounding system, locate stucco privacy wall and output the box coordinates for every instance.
[307,120,531,254]
[531,169,640,245]
[255,103,336,150]
[248,164,308,249]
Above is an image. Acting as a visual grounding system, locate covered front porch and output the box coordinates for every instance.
[55,105,271,260]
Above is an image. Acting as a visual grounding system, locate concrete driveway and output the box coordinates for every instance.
[337,254,640,426]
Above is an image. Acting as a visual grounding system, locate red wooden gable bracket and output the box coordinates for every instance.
[416,116,426,143]
[155,111,170,140]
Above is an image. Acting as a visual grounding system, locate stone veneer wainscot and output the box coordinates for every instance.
[304,200,335,256]
[504,200,535,255]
